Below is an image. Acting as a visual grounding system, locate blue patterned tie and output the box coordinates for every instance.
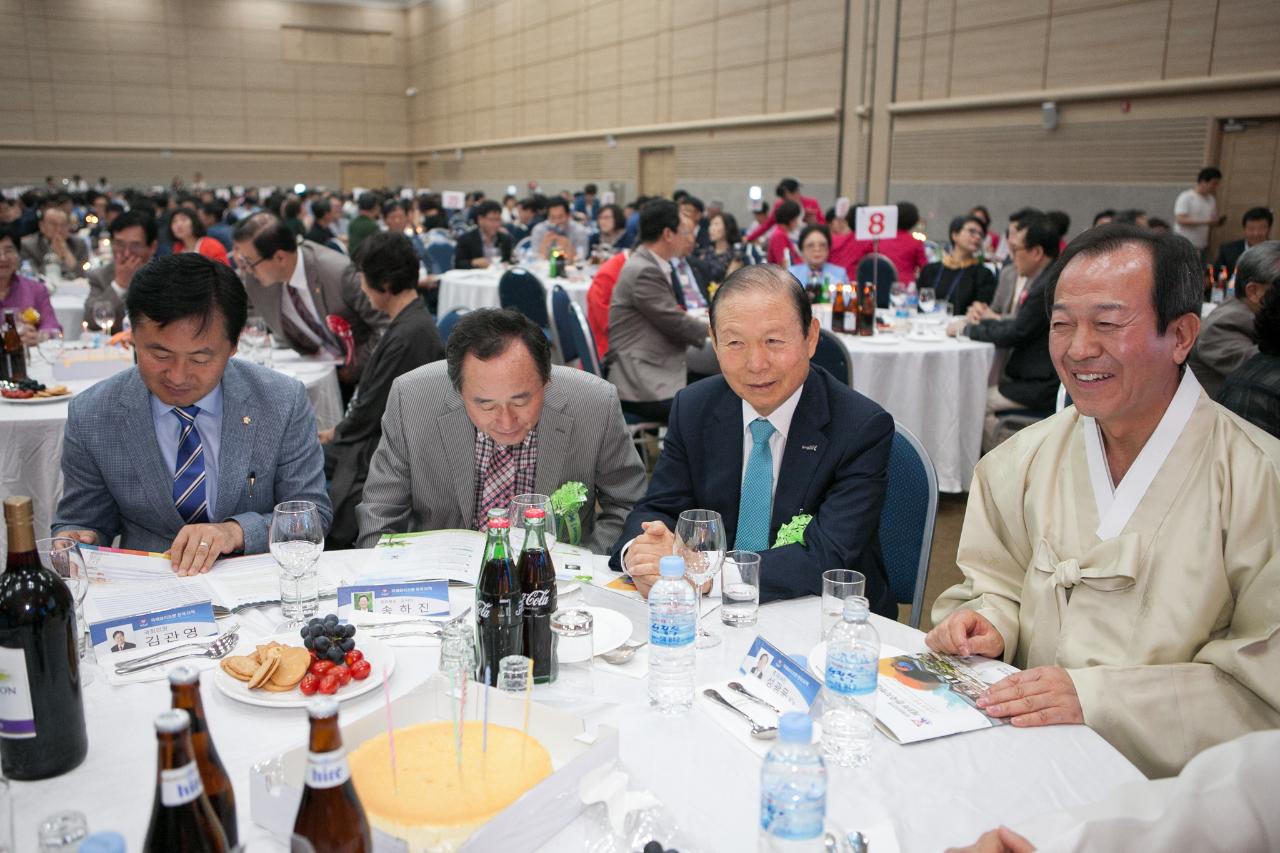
[735,418,776,551]
[172,405,209,525]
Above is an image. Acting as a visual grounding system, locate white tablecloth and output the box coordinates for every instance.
[439,263,591,315]
[822,312,995,493]
[16,551,1143,852]
[0,348,341,555]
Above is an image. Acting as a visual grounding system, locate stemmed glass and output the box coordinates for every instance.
[509,493,557,549]
[36,537,94,685]
[270,501,324,631]
[918,287,937,315]
[674,509,726,649]
[91,300,114,338]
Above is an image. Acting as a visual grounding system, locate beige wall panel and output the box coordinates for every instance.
[896,36,924,103]
[950,18,1047,95]
[1212,0,1280,76]
[1045,0,1168,88]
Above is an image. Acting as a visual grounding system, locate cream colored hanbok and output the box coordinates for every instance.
[934,370,1280,778]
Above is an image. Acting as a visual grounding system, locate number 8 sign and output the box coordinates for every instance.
[855,204,899,241]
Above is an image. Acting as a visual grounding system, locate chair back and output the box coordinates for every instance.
[425,241,455,275]
[813,328,852,386]
[855,253,898,309]
[550,285,579,364]
[437,306,468,341]
[498,268,551,330]
[877,423,938,628]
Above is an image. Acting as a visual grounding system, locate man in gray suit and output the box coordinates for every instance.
[82,209,156,333]
[232,212,386,393]
[1188,241,1279,396]
[606,199,710,422]
[356,308,646,552]
[53,253,331,575]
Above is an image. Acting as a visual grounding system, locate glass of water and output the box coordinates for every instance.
[720,550,761,627]
[821,569,865,640]
[918,287,936,314]
[270,500,324,629]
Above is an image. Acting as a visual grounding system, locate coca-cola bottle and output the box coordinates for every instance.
[169,666,237,847]
[293,696,371,853]
[143,709,229,853]
[518,508,558,684]
[475,508,523,687]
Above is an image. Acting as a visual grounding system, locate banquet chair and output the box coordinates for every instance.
[437,306,468,341]
[498,268,552,337]
[425,241,455,276]
[855,253,898,309]
[549,285,579,365]
[813,328,853,386]
[877,423,937,628]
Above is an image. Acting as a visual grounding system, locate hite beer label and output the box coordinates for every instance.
[161,761,205,806]
[306,750,351,788]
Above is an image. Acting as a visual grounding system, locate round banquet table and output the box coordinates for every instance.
[0,347,342,555]
[438,262,591,314]
[820,311,995,493]
[17,550,1144,852]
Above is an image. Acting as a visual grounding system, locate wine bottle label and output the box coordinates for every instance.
[161,761,205,806]
[305,750,351,789]
[0,646,36,739]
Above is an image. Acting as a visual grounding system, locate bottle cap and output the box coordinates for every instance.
[167,664,200,686]
[842,595,870,620]
[78,832,127,853]
[307,695,340,720]
[778,711,813,743]
[154,708,191,734]
[658,555,686,578]
[523,507,545,520]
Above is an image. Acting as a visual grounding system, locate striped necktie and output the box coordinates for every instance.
[172,405,210,525]
[735,418,776,551]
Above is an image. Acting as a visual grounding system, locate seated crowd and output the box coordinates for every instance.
[2,172,1278,792]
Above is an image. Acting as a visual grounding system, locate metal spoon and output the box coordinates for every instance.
[115,632,240,674]
[600,639,647,665]
[727,680,784,715]
[702,688,778,739]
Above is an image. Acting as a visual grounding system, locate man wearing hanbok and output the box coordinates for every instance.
[927,224,1280,778]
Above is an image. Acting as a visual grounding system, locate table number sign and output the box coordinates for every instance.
[855,204,899,241]
[739,636,821,711]
[89,601,218,663]
[337,579,450,624]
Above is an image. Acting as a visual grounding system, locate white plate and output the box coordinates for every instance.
[0,390,76,404]
[212,631,395,708]
[557,606,632,663]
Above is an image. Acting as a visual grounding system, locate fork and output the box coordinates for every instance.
[114,632,240,675]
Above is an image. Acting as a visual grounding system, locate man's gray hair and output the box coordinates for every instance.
[1234,240,1280,288]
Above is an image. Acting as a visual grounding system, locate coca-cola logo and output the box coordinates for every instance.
[523,589,552,608]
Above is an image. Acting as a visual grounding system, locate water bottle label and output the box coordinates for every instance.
[161,761,204,806]
[649,610,694,648]
[760,790,826,841]
[0,646,36,739]
[306,750,351,789]
[825,654,877,697]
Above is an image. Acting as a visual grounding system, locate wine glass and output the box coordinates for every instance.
[270,501,324,630]
[91,300,114,338]
[674,509,727,649]
[36,537,94,685]
[918,287,937,315]
[509,493,557,549]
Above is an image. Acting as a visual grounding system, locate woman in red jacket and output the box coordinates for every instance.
[169,207,230,266]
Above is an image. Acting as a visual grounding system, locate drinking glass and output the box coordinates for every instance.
[509,493,557,547]
[917,287,937,314]
[240,315,269,365]
[674,509,726,649]
[720,550,761,627]
[36,810,87,851]
[270,500,324,629]
[550,608,594,692]
[91,300,114,337]
[36,537,94,684]
[821,569,865,640]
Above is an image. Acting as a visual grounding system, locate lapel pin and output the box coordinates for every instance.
[802,444,818,452]
[243,416,252,425]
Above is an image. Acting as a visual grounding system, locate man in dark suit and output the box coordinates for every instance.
[453,200,513,269]
[320,231,445,548]
[83,210,156,332]
[611,264,896,617]
[232,212,386,394]
[1215,207,1273,275]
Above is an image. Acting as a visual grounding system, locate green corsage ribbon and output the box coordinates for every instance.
[773,513,813,548]
[549,481,588,545]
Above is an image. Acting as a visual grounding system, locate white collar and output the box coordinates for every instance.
[287,251,307,291]
[1082,369,1202,541]
[741,382,805,444]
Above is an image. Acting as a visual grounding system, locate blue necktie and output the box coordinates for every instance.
[735,418,776,551]
[172,405,210,525]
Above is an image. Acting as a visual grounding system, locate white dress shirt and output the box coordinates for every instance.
[740,383,804,497]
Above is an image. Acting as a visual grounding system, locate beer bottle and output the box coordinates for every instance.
[169,666,237,847]
[143,709,229,853]
[293,696,372,853]
[0,496,88,780]
[518,508,557,685]
[2,310,25,382]
[831,282,845,333]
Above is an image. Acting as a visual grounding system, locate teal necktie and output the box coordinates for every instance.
[735,418,776,551]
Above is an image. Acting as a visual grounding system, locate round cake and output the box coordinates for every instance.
[349,721,553,851]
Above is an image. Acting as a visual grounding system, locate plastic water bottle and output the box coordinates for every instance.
[760,712,827,851]
[820,595,879,768]
[648,555,697,714]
